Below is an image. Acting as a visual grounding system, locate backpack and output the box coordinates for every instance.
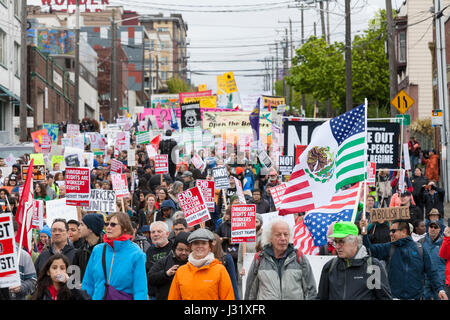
[252,248,304,275]
[327,256,373,275]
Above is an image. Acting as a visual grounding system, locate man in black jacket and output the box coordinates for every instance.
[158,130,178,179]
[317,222,392,300]
[251,189,270,214]
[422,181,445,219]
[399,191,423,223]
[148,232,190,300]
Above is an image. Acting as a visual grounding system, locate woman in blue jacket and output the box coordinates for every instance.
[82,212,148,300]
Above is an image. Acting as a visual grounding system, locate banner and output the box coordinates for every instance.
[0,214,21,288]
[45,198,78,227]
[65,167,90,206]
[262,95,285,109]
[179,90,212,104]
[110,159,123,174]
[268,183,288,212]
[212,166,230,189]
[177,186,211,227]
[111,173,130,198]
[195,180,215,212]
[231,204,256,243]
[180,102,201,129]
[154,154,169,174]
[84,190,116,213]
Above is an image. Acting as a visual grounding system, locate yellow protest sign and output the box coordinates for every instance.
[51,155,65,168]
[30,153,45,165]
[198,84,207,92]
[217,72,237,94]
[184,96,217,108]
[262,95,286,109]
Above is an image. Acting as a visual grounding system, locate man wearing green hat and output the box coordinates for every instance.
[317,221,392,300]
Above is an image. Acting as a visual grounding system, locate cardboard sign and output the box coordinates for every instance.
[154,154,169,174]
[177,186,211,227]
[110,159,123,174]
[111,173,130,198]
[268,183,288,212]
[0,213,21,288]
[279,156,294,175]
[369,206,410,223]
[231,204,256,243]
[212,166,230,189]
[84,189,116,213]
[195,180,215,212]
[46,198,78,227]
[65,167,90,206]
[21,165,46,182]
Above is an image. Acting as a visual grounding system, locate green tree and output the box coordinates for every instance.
[166,76,193,93]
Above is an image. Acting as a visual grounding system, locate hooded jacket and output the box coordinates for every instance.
[167,258,235,300]
[72,235,103,281]
[423,234,445,286]
[317,246,392,300]
[438,236,450,286]
[81,239,148,300]
[34,242,77,276]
[363,235,444,299]
[245,243,317,300]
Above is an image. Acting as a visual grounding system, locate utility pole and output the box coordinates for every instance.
[434,0,450,201]
[141,36,145,108]
[110,11,116,122]
[301,3,306,115]
[320,0,332,117]
[73,0,80,124]
[19,0,27,141]
[345,0,352,111]
[275,43,279,91]
[283,29,288,103]
[271,55,275,95]
[386,0,398,117]
[156,55,159,93]
[326,0,330,43]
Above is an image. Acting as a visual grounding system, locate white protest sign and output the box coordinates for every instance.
[31,199,44,230]
[111,173,130,198]
[84,189,116,213]
[234,177,246,204]
[257,149,273,169]
[177,186,211,227]
[45,198,78,227]
[403,143,411,171]
[5,154,16,167]
[191,154,206,172]
[231,204,256,243]
[154,154,169,174]
[66,124,80,137]
[0,213,21,288]
[195,180,215,212]
[128,149,136,167]
[146,145,157,159]
[306,255,335,291]
[261,211,295,232]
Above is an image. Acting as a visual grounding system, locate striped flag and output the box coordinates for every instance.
[293,219,320,255]
[278,168,315,216]
[303,183,361,247]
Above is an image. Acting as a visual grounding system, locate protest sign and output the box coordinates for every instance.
[21,165,46,182]
[195,180,215,212]
[257,149,273,169]
[268,183,288,212]
[231,204,256,243]
[65,167,90,206]
[234,177,246,204]
[146,145,157,159]
[30,129,49,153]
[116,132,130,151]
[154,154,169,174]
[30,153,45,165]
[111,173,130,198]
[51,155,65,170]
[84,190,116,213]
[212,166,230,189]
[67,124,80,137]
[46,198,78,226]
[177,186,211,227]
[191,153,206,172]
[110,159,123,174]
[180,102,201,129]
[40,134,52,154]
[370,206,410,223]
[128,149,136,167]
[136,131,151,145]
[279,156,294,175]
[0,213,21,288]
[31,200,44,230]
[261,211,295,232]
[5,154,16,167]
[81,153,94,169]
[367,162,376,186]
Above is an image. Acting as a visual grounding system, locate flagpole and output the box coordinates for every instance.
[361,98,368,233]
[351,182,363,223]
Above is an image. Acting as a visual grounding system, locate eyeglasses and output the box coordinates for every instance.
[51,228,66,233]
[332,239,346,247]
[429,225,440,229]
[105,222,119,228]
[175,247,190,253]
[390,229,400,234]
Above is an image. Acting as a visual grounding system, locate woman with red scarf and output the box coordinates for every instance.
[81,212,148,300]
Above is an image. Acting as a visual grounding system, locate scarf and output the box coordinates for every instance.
[103,234,133,248]
[188,252,215,268]
[47,284,59,300]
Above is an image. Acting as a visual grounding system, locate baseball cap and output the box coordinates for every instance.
[329,221,359,238]
[187,228,215,243]
[429,221,441,228]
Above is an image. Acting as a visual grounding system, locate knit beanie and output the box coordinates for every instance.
[172,231,190,250]
[40,225,52,238]
[255,213,263,226]
[82,213,105,236]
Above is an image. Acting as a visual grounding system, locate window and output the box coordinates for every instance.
[0,29,6,67]
[161,71,168,80]
[157,27,169,32]
[161,56,168,66]
[14,42,20,76]
[161,41,170,50]
[14,0,20,18]
[398,30,406,64]
[0,0,7,8]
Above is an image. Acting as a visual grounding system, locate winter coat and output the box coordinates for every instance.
[317,246,392,300]
[148,253,187,300]
[167,258,235,300]
[219,253,240,300]
[252,198,271,214]
[422,154,440,182]
[245,243,317,300]
[367,222,391,244]
[438,236,450,286]
[363,235,444,299]
[72,236,103,281]
[81,240,148,300]
[37,287,91,300]
[133,234,151,253]
[34,242,77,276]
[423,187,445,219]
[423,234,445,285]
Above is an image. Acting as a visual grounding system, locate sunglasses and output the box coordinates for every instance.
[429,225,440,229]
[105,222,119,228]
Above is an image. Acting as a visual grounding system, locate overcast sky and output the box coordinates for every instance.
[31,0,406,94]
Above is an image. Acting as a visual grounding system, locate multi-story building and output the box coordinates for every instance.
[0,0,32,143]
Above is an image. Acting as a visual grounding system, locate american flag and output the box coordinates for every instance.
[278,168,315,216]
[303,183,361,247]
[293,219,320,255]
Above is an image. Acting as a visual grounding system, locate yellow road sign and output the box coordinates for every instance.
[391,90,414,114]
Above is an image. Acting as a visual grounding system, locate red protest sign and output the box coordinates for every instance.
[0,214,20,286]
[110,159,123,174]
[231,204,256,243]
[111,173,130,198]
[269,183,287,212]
[155,154,169,174]
[195,180,215,212]
[177,186,211,227]
[65,167,91,206]
[367,162,376,186]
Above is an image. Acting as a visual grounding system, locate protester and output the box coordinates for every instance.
[31,254,91,300]
[411,167,428,213]
[67,219,84,249]
[422,150,440,183]
[140,193,158,225]
[376,169,392,208]
[148,232,191,300]
[426,209,446,234]
[423,221,446,300]
[34,182,50,201]
[250,188,270,214]
[411,220,427,242]
[82,212,148,300]
[422,181,445,224]
[36,225,51,254]
[245,219,317,300]
[132,221,151,253]
[317,221,392,300]
[167,228,235,300]
[360,219,448,300]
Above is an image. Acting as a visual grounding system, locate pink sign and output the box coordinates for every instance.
[179,90,212,104]
[155,154,169,174]
[231,204,256,243]
[65,167,90,206]
[177,186,211,227]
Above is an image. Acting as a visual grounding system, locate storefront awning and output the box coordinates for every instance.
[0,85,33,111]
